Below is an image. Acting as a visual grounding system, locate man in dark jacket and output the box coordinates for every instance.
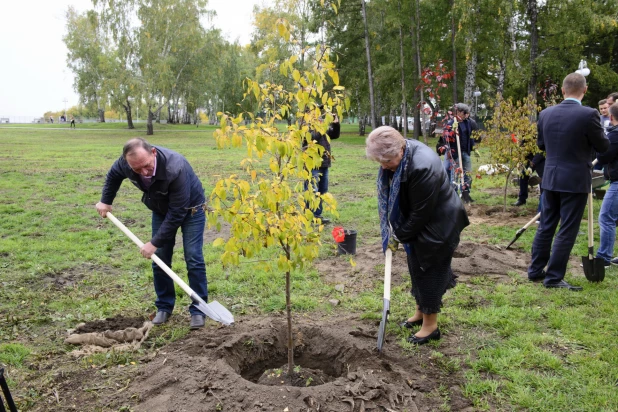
[305,114,340,223]
[96,138,209,329]
[527,73,609,290]
[596,102,618,265]
[367,126,469,345]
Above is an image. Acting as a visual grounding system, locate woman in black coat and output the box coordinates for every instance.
[366,126,469,344]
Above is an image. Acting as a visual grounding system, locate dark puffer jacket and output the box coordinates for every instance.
[394,139,470,270]
[100,146,205,247]
[310,122,341,168]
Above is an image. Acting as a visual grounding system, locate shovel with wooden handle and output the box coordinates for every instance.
[377,248,392,353]
[506,212,541,250]
[105,212,234,325]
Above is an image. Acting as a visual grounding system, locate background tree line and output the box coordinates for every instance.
[63,0,618,136]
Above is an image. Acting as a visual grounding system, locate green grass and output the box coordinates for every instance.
[1,125,617,411]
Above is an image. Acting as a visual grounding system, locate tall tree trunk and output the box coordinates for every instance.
[497,58,506,97]
[527,0,539,116]
[361,0,377,130]
[398,0,408,137]
[124,99,134,129]
[156,97,162,123]
[98,108,105,123]
[147,108,154,136]
[168,100,173,124]
[464,50,477,107]
[413,0,426,143]
[451,0,458,105]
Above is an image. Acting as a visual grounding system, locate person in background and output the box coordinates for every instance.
[304,108,340,224]
[70,115,76,129]
[96,138,209,329]
[513,151,545,207]
[599,99,610,133]
[527,73,609,291]
[595,102,618,267]
[607,92,618,106]
[366,126,468,345]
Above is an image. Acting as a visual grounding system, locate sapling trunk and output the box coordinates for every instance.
[286,268,294,376]
[503,168,513,213]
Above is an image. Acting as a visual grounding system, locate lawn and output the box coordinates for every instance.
[0,123,617,411]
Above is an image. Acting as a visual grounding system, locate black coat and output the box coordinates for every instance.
[101,146,205,247]
[538,100,609,193]
[597,125,618,182]
[310,122,340,168]
[394,139,469,270]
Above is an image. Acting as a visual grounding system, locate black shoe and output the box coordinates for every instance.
[152,311,171,325]
[611,257,618,266]
[528,271,546,283]
[513,199,526,207]
[399,319,423,329]
[316,216,331,224]
[544,280,582,291]
[190,314,205,329]
[407,328,441,345]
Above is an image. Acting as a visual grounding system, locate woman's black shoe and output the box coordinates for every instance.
[399,319,423,329]
[407,328,441,345]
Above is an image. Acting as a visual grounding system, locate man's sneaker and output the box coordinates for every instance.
[611,257,618,266]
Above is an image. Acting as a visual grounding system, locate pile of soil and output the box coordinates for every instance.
[74,316,146,334]
[103,316,473,412]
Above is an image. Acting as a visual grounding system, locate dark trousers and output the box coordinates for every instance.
[528,190,587,285]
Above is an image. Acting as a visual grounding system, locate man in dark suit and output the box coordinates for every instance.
[527,73,609,290]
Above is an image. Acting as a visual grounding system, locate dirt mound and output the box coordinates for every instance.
[74,316,146,334]
[108,316,472,412]
[452,242,529,283]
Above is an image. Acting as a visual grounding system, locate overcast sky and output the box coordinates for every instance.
[0,0,267,117]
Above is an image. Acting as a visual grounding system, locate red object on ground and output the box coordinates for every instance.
[332,226,345,243]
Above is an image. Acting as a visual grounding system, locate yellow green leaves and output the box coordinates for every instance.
[209,39,344,284]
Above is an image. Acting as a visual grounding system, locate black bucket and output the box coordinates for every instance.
[337,229,357,255]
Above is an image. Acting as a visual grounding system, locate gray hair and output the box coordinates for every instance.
[455,103,470,115]
[366,126,406,162]
[123,138,153,158]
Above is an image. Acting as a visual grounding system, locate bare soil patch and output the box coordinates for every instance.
[315,241,530,293]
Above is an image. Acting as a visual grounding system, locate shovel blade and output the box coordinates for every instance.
[192,293,234,325]
[377,298,390,353]
[581,256,594,280]
[589,258,606,282]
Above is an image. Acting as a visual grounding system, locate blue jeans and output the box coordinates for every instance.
[305,167,329,217]
[596,182,618,263]
[151,208,208,315]
[443,158,453,184]
[461,152,472,191]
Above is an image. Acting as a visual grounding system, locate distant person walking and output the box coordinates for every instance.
[49,116,54,124]
[70,115,76,129]
[527,73,609,291]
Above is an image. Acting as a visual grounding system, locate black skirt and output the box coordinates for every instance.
[406,236,459,314]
